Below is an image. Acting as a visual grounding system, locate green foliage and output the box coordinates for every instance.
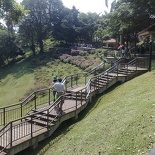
[52,6,80,44]
[107,0,155,39]
[0,29,17,66]
[0,0,25,22]
[59,53,103,71]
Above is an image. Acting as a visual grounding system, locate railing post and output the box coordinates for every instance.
[10,121,13,147]
[60,96,63,115]
[72,92,78,120]
[49,89,51,105]
[90,79,92,91]
[65,77,67,91]
[149,41,153,71]
[136,59,137,71]
[71,76,73,87]
[3,108,5,126]
[117,64,119,77]
[85,73,87,85]
[76,74,78,85]
[107,72,108,82]
[80,90,82,105]
[97,76,99,89]
[76,92,78,110]
[31,116,33,138]
[47,109,49,129]
[21,104,23,122]
[95,77,97,91]
[34,92,37,110]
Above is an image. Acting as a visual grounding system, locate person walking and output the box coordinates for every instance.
[52,76,57,102]
[121,46,125,57]
[52,78,65,114]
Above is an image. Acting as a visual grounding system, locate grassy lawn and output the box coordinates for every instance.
[0,60,35,107]
[18,67,155,155]
[0,49,106,107]
[0,55,84,107]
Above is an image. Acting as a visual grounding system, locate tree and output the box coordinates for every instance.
[0,28,17,66]
[21,0,67,53]
[52,6,80,44]
[18,17,37,55]
[103,0,155,46]
[1,0,25,35]
[22,0,50,53]
[78,12,100,43]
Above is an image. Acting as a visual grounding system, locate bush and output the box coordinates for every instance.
[71,49,79,55]
[79,51,88,56]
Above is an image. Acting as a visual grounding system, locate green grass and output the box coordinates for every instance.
[0,49,104,107]
[19,69,155,155]
[0,60,35,106]
[0,55,84,107]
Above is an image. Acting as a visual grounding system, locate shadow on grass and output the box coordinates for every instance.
[0,53,54,81]
[16,82,122,155]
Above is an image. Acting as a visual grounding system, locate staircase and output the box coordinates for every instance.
[0,57,149,155]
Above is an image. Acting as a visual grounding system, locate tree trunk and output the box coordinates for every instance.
[31,36,36,55]
[39,39,44,53]
[31,44,36,55]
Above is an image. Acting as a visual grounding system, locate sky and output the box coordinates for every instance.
[15,0,113,14]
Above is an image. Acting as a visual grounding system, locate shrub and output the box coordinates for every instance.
[71,49,79,55]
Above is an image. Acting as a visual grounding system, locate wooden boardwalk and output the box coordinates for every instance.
[0,57,149,155]
[0,93,88,151]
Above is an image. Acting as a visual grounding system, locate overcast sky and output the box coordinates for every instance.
[15,0,113,14]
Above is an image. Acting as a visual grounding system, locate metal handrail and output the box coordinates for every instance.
[86,62,104,75]
[0,87,89,151]
[0,57,149,153]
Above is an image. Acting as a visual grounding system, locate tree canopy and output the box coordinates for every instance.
[0,0,155,66]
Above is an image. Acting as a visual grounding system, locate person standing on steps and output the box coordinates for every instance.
[121,46,125,57]
[52,78,65,113]
[52,76,57,102]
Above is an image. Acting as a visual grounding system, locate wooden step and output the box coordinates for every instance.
[120,68,134,72]
[90,83,106,89]
[91,79,107,85]
[31,114,59,123]
[104,73,116,78]
[101,75,114,80]
[25,117,55,127]
[67,94,86,101]
[113,70,131,75]
[32,110,58,118]
[98,78,109,83]
[99,77,111,81]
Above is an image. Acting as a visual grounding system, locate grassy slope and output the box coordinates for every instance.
[0,57,84,107]
[31,71,155,155]
[2,54,155,154]
[0,60,35,106]
[0,50,106,107]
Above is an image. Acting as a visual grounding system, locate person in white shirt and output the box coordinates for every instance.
[52,78,65,114]
[52,76,57,101]
[52,78,65,98]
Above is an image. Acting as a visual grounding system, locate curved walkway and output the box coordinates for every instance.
[0,57,149,155]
